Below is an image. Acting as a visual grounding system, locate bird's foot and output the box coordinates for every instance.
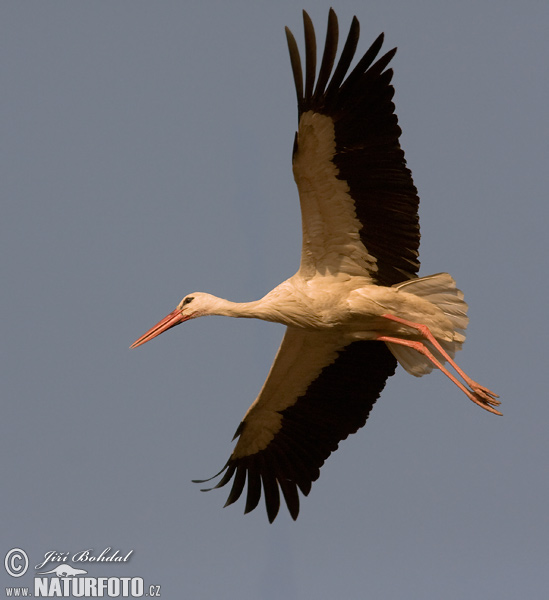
[468,383,502,415]
[470,382,500,405]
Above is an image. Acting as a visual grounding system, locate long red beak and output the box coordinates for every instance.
[130,308,191,349]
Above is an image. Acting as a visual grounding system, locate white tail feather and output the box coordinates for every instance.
[388,273,469,376]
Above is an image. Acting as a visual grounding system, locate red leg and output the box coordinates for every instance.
[377,335,502,415]
[380,313,500,407]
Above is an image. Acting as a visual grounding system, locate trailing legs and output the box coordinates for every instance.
[377,314,501,415]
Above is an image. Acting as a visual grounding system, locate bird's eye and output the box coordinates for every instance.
[182,296,194,306]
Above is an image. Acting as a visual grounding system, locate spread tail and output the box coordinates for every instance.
[388,273,469,376]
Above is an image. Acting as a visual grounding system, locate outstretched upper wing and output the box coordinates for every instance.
[287,9,420,286]
[196,328,397,522]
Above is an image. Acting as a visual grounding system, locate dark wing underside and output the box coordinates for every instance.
[197,334,396,522]
[288,9,420,285]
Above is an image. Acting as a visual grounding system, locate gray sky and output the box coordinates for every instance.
[2,1,548,598]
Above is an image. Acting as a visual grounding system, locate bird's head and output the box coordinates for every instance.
[130,292,220,349]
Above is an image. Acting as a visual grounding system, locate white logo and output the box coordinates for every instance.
[4,546,162,597]
[37,564,88,577]
[4,548,29,578]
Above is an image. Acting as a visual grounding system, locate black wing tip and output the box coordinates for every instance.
[287,9,391,117]
[191,462,229,486]
[196,456,302,523]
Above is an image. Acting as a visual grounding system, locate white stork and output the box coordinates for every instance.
[131,9,500,522]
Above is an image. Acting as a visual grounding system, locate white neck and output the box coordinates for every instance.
[202,285,309,327]
[210,297,282,322]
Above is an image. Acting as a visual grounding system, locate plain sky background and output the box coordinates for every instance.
[2,1,548,598]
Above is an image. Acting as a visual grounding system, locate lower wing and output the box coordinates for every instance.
[196,327,397,522]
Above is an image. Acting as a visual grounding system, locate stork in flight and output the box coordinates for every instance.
[131,9,500,522]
